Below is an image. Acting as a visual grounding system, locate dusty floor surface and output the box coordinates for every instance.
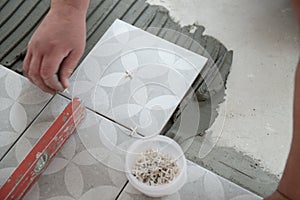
[148,0,299,197]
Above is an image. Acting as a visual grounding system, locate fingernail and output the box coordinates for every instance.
[65,79,70,88]
[58,84,65,92]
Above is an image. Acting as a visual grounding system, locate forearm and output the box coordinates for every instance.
[276,1,300,199]
[278,62,300,199]
[292,0,300,23]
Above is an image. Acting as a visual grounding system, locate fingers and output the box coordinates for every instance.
[59,50,81,88]
[23,49,32,77]
[24,48,66,93]
[40,52,67,92]
[27,53,56,94]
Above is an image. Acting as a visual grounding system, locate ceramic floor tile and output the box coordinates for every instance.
[0,94,141,199]
[0,65,52,159]
[64,19,207,137]
[117,161,262,200]
[0,84,262,199]
[0,95,70,195]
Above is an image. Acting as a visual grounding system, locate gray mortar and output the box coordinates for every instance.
[166,88,279,197]
[186,138,279,197]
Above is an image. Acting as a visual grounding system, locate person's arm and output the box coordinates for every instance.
[23,0,90,94]
[277,62,300,200]
[266,1,300,199]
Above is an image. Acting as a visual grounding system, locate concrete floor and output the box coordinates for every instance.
[148,0,299,196]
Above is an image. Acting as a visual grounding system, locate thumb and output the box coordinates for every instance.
[59,50,81,88]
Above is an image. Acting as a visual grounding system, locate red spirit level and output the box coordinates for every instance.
[0,98,86,200]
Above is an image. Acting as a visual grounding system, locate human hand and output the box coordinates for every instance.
[23,4,86,94]
[264,191,291,200]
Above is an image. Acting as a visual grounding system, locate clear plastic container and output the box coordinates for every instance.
[125,135,187,197]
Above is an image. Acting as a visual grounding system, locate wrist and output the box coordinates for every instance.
[50,0,89,17]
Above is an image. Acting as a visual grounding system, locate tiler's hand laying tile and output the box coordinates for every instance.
[23,0,90,94]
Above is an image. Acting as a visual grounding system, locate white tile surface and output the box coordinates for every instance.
[0,65,51,159]
[65,19,207,137]
[118,161,262,200]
